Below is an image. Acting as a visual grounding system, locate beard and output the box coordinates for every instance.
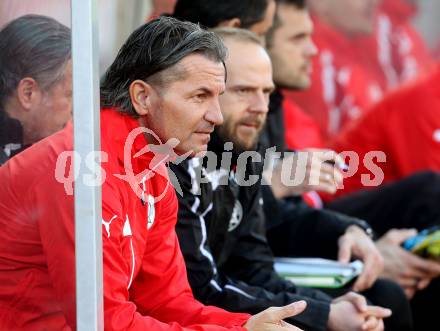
[275,68,311,91]
[215,115,265,153]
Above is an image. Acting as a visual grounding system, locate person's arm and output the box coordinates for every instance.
[226,186,335,330]
[134,176,309,331]
[37,165,248,331]
[225,186,390,331]
[377,229,440,298]
[264,192,381,292]
[35,175,76,329]
[264,149,345,198]
[264,190,370,259]
[173,160,333,331]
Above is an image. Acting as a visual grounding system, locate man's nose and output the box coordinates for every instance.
[249,91,269,114]
[206,99,224,126]
[307,39,318,57]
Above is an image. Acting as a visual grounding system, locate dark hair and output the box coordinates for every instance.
[173,0,270,29]
[100,16,227,117]
[266,0,307,48]
[211,27,263,46]
[0,15,71,110]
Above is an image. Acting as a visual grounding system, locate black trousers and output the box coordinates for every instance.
[411,278,440,331]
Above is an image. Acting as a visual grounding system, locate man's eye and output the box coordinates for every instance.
[237,88,251,95]
[193,94,207,102]
[292,34,307,42]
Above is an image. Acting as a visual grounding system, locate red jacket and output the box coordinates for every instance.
[330,67,440,198]
[357,0,435,92]
[282,97,324,150]
[285,17,382,143]
[0,109,249,330]
[285,7,434,144]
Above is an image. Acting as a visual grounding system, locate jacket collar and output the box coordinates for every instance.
[0,110,23,148]
[208,128,264,171]
[269,89,283,114]
[312,16,353,54]
[101,109,154,170]
[100,108,175,188]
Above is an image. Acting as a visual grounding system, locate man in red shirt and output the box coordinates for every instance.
[265,2,440,329]
[0,16,306,331]
[284,0,382,142]
[283,0,435,145]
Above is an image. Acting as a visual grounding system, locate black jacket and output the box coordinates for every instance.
[260,91,372,256]
[172,134,335,331]
[0,111,24,166]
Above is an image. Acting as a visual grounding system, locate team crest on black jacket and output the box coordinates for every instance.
[228,200,243,232]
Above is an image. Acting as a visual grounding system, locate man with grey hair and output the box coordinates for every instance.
[0,15,72,166]
[0,16,306,331]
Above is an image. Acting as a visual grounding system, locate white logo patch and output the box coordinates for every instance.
[123,215,132,237]
[228,200,243,232]
[102,215,118,238]
[147,195,155,229]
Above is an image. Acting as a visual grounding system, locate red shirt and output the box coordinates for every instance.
[330,67,440,198]
[285,7,435,144]
[358,0,435,92]
[0,109,249,330]
[282,97,324,150]
[285,17,382,143]
[380,0,416,24]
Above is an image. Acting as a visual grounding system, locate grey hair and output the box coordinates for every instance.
[211,27,264,47]
[0,15,71,110]
[100,16,228,117]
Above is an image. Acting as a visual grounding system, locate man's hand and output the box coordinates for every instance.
[377,229,440,298]
[265,149,344,199]
[243,301,307,331]
[338,226,384,292]
[328,293,391,331]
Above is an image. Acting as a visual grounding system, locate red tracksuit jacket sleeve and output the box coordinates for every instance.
[99,171,250,331]
[0,117,250,331]
[130,187,250,329]
[36,171,248,331]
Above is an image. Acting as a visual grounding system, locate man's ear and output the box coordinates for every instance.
[219,18,241,28]
[16,77,40,111]
[129,79,156,116]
